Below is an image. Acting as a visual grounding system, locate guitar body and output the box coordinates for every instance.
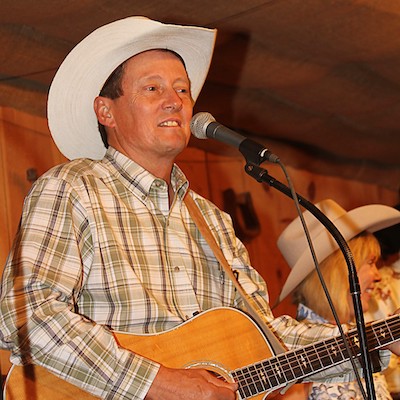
[4,307,276,400]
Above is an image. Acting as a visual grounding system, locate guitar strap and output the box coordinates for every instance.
[184,192,287,355]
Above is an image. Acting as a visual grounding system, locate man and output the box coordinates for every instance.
[0,16,399,400]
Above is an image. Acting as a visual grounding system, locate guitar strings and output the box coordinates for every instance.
[231,314,400,397]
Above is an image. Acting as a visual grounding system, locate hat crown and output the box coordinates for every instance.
[277,199,346,268]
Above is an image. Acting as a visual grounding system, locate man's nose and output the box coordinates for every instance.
[163,89,183,111]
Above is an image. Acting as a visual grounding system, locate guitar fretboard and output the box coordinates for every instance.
[232,314,400,399]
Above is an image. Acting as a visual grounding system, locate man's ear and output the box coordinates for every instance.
[94,96,114,127]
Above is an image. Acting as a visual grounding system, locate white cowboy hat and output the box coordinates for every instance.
[276,199,400,303]
[47,16,217,160]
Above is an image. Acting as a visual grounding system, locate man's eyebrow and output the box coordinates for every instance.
[139,75,190,83]
[140,74,162,81]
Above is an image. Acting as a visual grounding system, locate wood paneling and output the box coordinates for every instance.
[0,107,67,379]
[0,107,67,258]
[0,110,9,268]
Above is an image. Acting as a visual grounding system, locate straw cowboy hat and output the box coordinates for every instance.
[47,16,217,160]
[276,199,400,303]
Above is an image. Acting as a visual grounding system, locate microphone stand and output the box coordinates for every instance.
[244,162,376,400]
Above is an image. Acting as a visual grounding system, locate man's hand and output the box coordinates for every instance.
[146,365,238,400]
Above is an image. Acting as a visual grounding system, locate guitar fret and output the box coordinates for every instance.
[241,367,255,398]
[273,354,287,384]
[252,361,273,391]
[313,342,332,368]
[309,343,323,370]
[235,363,268,398]
[302,345,319,372]
[298,347,315,375]
[231,370,246,399]
[267,358,282,387]
[386,319,400,341]
[259,362,273,390]
[281,352,296,381]
[317,336,346,366]
[235,367,251,397]
[245,365,260,395]
[233,367,250,398]
[251,364,268,393]
[291,347,310,376]
[370,319,395,347]
[328,337,345,363]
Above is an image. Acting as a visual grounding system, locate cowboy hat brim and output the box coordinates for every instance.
[47,16,216,160]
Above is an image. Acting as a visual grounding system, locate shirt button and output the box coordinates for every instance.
[174,266,180,272]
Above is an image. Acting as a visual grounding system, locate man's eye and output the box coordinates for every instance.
[177,88,191,94]
[146,86,157,91]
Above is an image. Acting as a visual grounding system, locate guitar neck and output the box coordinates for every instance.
[233,314,400,399]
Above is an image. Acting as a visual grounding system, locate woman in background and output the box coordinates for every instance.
[276,199,400,400]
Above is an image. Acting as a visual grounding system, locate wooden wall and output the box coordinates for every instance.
[0,107,398,397]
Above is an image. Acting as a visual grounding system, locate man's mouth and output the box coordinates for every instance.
[159,120,180,127]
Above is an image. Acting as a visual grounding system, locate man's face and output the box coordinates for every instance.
[104,50,194,166]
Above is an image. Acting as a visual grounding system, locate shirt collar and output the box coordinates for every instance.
[103,147,189,202]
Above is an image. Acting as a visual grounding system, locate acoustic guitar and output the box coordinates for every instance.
[4,307,400,399]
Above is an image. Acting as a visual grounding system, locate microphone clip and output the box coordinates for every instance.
[239,138,279,165]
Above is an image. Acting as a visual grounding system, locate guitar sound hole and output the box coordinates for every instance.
[209,370,225,381]
[184,361,233,384]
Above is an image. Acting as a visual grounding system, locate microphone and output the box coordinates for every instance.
[190,112,279,165]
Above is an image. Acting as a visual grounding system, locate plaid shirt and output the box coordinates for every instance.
[0,147,381,399]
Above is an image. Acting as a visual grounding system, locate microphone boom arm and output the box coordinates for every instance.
[245,162,376,400]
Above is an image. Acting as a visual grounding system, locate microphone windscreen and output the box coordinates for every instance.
[190,112,215,139]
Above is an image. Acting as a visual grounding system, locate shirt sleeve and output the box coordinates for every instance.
[0,176,159,399]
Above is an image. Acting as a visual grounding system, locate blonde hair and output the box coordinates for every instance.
[293,232,381,323]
